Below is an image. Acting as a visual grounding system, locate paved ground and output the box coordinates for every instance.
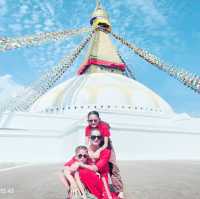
[0,161,200,199]
[0,163,26,170]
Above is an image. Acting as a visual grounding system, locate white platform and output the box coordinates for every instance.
[1,108,200,163]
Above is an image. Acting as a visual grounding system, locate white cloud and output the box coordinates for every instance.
[44,19,54,27]
[144,1,166,23]
[0,74,25,105]
[108,0,188,60]
[129,0,166,25]
[19,4,29,15]
[45,2,55,16]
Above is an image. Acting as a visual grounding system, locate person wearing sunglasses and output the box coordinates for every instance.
[60,145,98,199]
[85,111,110,155]
[78,129,120,199]
[85,111,124,199]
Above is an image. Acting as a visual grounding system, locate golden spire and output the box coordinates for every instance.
[77,1,125,75]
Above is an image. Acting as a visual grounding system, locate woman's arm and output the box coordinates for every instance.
[95,149,111,172]
[79,163,98,172]
[80,150,111,173]
[97,136,109,152]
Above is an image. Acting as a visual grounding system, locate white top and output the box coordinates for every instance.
[30,73,173,113]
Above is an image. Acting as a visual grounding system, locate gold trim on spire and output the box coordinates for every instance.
[90,1,111,31]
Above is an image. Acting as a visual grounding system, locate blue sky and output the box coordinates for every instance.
[0,0,200,116]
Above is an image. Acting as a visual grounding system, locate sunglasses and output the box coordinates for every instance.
[77,154,88,159]
[90,135,102,140]
[88,119,98,123]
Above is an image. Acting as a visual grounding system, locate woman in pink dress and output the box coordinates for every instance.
[78,128,119,199]
[85,111,124,199]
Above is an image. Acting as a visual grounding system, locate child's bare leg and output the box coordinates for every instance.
[59,170,70,190]
[74,171,87,199]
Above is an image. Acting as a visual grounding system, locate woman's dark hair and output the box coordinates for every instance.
[109,162,113,175]
[87,110,100,119]
[99,137,113,174]
[99,138,113,175]
[99,137,112,150]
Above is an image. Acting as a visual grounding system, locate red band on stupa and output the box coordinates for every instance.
[77,58,126,75]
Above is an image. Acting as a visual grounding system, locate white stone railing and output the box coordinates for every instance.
[36,105,165,114]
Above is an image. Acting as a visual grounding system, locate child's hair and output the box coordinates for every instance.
[87,110,100,119]
[75,145,88,154]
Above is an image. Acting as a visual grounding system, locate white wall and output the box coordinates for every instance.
[0,110,200,163]
[0,130,63,162]
[112,129,200,160]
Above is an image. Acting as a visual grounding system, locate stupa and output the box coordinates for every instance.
[0,2,200,162]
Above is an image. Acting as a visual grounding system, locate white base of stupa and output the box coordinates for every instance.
[0,108,200,163]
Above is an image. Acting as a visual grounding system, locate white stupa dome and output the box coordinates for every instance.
[30,73,173,113]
